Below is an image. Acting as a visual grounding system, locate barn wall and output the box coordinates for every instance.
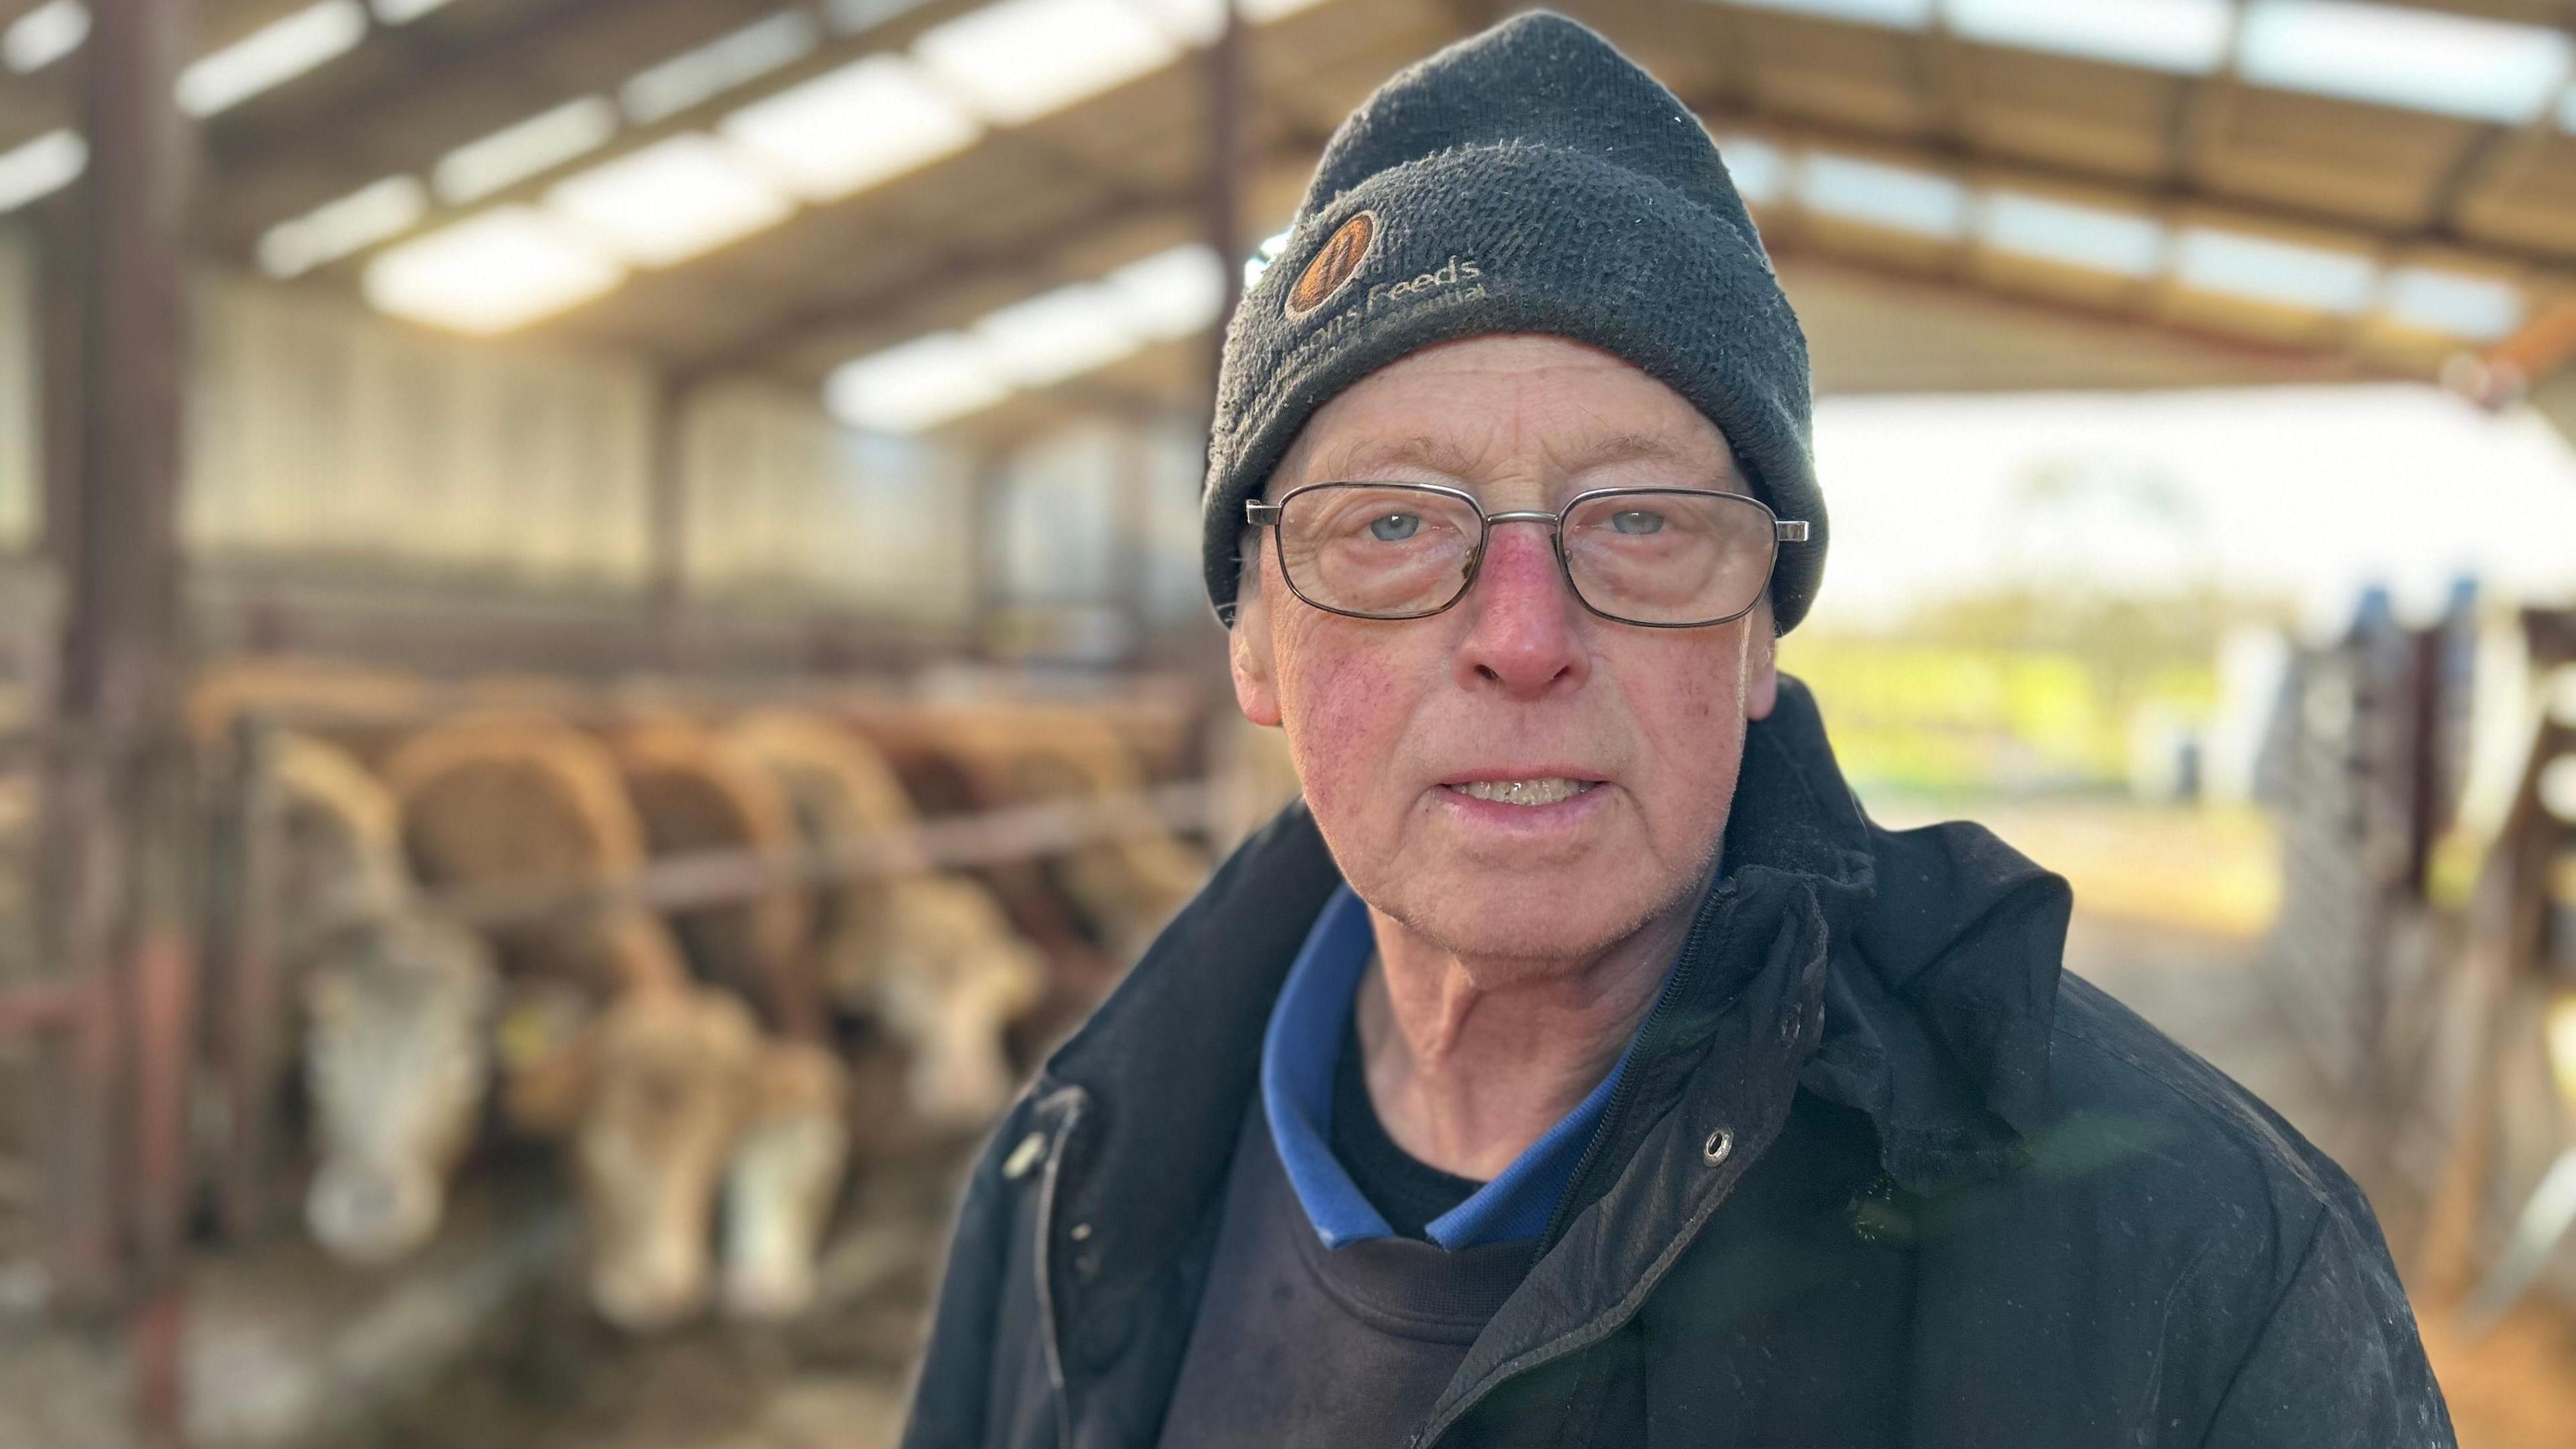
[0,254,1205,653]
[680,382,977,629]
[187,274,658,587]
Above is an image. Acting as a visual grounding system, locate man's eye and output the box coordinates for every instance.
[1368,513,1423,542]
[1609,509,1665,536]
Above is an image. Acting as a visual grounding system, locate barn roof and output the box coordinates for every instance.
[4,0,2570,440]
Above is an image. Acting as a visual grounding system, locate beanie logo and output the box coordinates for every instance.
[1286,211,1377,319]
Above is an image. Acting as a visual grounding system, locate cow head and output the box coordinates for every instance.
[867,876,1044,1130]
[571,987,762,1332]
[301,916,498,1265]
[719,1042,851,1321]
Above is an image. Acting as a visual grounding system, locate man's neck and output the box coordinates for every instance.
[1351,891,1701,1181]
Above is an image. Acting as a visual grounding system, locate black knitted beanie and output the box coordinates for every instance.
[1202,11,1824,632]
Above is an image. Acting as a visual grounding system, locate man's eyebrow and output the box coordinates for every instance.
[1573,431,1741,480]
[1314,435,1487,480]
[1307,429,1740,483]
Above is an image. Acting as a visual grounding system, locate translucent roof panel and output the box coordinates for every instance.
[435,97,619,205]
[1724,0,1935,28]
[2379,267,2524,341]
[2237,0,2572,125]
[371,0,460,22]
[258,174,427,278]
[973,284,1147,387]
[1716,134,1790,207]
[176,0,368,118]
[0,129,85,214]
[1978,191,2167,278]
[826,333,1010,433]
[722,53,983,201]
[622,10,820,125]
[2172,226,2379,314]
[1798,152,1970,238]
[4,0,88,74]
[1104,244,1228,339]
[364,207,627,334]
[913,0,1183,126]
[1944,0,2232,75]
[545,134,796,268]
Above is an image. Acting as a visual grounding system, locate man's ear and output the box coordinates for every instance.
[1744,606,1779,722]
[1228,547,1283,729]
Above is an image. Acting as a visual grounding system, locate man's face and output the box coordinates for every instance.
[1230,334,1779,975]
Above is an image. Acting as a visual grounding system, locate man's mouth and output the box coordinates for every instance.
[1442,777,1601,807]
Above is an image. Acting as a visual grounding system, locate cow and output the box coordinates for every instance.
[718,1040,853,1321]
[859,874,1045,1132]
[727,712,1042,1131]
[605,718,818,1038]
[943,708,1210,964]
[608,716,855,1322]
[386,717,778,1330]
[299,915,498,1265]
[269,732,500,1267]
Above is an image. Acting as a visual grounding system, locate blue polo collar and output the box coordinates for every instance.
[1260,883,1640,1250]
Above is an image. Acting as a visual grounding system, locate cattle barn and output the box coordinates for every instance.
[0,0,2574,1444]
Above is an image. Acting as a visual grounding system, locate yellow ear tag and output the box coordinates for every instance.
[496,1003,562,1073]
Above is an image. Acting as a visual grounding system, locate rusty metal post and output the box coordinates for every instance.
[211,715,281,1242]
[1203,0,1246,393]
[29,139,116,1318]
[647,377,692,674]
[969,450,1010,658]
[50,1,198,1443]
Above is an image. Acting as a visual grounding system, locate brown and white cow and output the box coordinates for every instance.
[299,914,498,1265]
[270,733,501,1267]
[728,712,1042,1130]
[612,716,857,1322]
[718,1040,852,1320]
[387,717,783,1330]
[943,709,1210,964]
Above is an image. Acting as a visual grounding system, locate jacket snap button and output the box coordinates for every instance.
[1002,1132,1046,1181]
[1069,1222,1093,1242]
[1703,1126,1735,1166]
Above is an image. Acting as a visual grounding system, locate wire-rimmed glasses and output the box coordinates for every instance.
[1244,481,1808,628]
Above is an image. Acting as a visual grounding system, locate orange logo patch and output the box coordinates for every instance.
[1286,211,1377,318]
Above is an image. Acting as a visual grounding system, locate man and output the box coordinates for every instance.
[904,14,2451,1448]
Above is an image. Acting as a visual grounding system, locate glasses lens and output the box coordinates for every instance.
[1562,490,1776,625]
[1276,484,1482,619]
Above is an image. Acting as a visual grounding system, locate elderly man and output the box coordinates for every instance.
[904,15,2450,1448]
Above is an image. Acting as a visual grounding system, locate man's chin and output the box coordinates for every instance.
[1372,878,1678,973]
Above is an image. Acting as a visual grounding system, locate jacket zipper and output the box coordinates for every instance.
[1532,879,1736,1256]
[1407,883,1743,1449]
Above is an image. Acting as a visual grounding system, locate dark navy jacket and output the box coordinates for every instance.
[902,679,2453,1448]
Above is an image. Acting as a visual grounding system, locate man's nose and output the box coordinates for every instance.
[1453,522,1588,699]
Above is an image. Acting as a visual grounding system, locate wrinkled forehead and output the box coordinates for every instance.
[1269,335,1743,500]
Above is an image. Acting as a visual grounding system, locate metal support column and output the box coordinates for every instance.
[48,1,198,1442]
[968,450,1012,658]
[647,377,692,673]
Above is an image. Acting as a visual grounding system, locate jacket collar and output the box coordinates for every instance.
[1030,675,2070,1396]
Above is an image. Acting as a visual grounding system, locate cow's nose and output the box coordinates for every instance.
[306,1159,438,1264]
[592,1238,710,1332]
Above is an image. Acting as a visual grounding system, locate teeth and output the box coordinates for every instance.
[1450,777,1595,806]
